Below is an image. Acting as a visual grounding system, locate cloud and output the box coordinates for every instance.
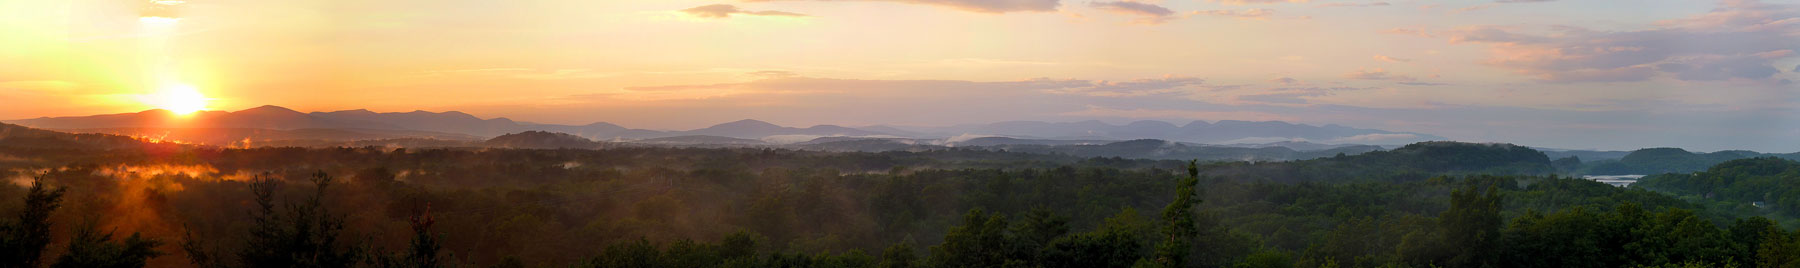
[1237,92,1320,104]
[1373,54,1412,63]
[1495,0,1554,2]
[681,4,809,18]
[1381,27,1434,37]
[1326,133,1422,143]
[1042,76,1206,97]
[1452,4,1495,14]
[1342,68,1417,81]
[1653,55,1783,81]
[1317,2,1390,7]
[1086,76,1205,96]
[413,68,616,80]
[1270,77,1300,85]
[744,0,1060,13]
[1439,0,1799,83]
[1061,105,1299,121]
[1192,9,1274,20]
[1397,82,1450,86]
[1223,86,1365,105]
[1090,1,1178,24]
[1208,0,1309,5]
[1217,134,1436,145]
[612,76,1217,101]
[747,70,800,78]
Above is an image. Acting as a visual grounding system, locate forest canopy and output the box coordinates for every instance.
[0,128,1794,268]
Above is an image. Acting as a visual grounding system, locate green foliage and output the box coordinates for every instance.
[7,142,1800,267]
[1584,148,1769,175]
[876,242,918,268]
[1442,184,1502,268]
[1637,157,1800,218]
[1041,208,1149,268]
[1149,161,1203,268]
[1233,250,1293,268]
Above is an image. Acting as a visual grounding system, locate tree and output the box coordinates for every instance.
[0,176,66,268]
[189,171,362,268]
[49,223,165,268]
[876,242,917,268]
[373,205,444,268]
[1042,208,1148,268]
[1148,161,1203,268]
[1442,184,1501,268]
[928,209,1012,268]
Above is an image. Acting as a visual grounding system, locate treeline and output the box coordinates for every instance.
[0,142,1797,267]
[1637,157,1800,220]
[1558,148,1800,176]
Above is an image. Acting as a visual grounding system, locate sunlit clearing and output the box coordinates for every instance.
[139,84,210,115]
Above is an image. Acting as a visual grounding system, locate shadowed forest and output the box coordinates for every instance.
[6,133,1800,268]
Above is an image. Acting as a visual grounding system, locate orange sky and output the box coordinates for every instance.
[2,0,1798,151]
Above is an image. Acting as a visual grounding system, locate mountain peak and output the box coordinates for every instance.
[237,105,303,115]
[1182,120,1213,128]
[715,119,781,128]
[1124,120,1177,128]
[317,109,378,116]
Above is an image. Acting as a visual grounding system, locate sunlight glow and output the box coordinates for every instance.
[139,84,210,115]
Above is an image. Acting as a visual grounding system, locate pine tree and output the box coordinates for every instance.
[190,171,362,268]
[49,222,165,268]
[1148,161,1202,268]
[0,176,65,268]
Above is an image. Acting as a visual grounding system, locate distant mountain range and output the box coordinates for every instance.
[4,105,1440,147]
[878,120,1443,144]
[7,117,1799,170]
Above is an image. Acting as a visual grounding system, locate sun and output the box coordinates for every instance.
[141,84,211,115]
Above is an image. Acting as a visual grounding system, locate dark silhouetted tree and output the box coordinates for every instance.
[188,171,362,268]
[0,176,65,268]
[49,222,165,268]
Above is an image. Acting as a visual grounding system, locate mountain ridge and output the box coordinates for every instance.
[6,105,1441,147]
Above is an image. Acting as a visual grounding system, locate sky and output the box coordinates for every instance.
[0,0,1797,151]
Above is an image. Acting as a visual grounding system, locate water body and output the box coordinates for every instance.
[1582,175,1646,187]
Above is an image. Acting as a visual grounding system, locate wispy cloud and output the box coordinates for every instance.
[1381,27,1434,37]
[1050,76,1206,97]
[1439,0,1799,83]
[1342,68,1417,81]
[1373,54,1412,63]
[1091,1,1178,24]
[1192,9,1275,20]
[744,0,1060,13]
[1317,2,1390,7]
[1207,0,1309,6]
[681,4,809,18]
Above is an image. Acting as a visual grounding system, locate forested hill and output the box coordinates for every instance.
[483,131,606,149]
[1636,157,1800,217]
[1201,141,1555,183]
[0,140,1783,268]
[1578,148,1800,175]
[0,122,179,151]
